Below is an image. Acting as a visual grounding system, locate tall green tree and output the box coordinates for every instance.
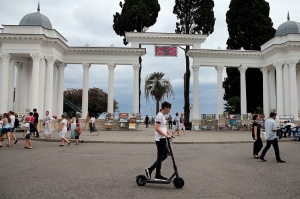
[224,0,276,113]
[144,72,175,114]
[64,88,118,118]
[113,0,160,113]
[173,0,215,123]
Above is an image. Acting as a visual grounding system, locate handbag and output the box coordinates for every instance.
[67,124,71,131]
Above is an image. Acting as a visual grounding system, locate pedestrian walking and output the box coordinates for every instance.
[259,112,285,163]
[1,113,12,147]
[33,108,40,137]
[168,115,172,129]
[174,113,180,136]
[42,111,52,138]
[180,113,186,135]
[70,112,77,139]
[23,116,33,149]
[89,113,99,135]
[75,123,83,145]
[58,114,71,146]
[8,111,18,144]
[145,115,149,128]
[252,114,263,159]
[144,101,174,181]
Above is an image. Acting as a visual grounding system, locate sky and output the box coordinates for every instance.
[1,0,300,118]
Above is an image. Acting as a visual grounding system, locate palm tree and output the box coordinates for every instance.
[144,72,174,114]
[224,96,241,114]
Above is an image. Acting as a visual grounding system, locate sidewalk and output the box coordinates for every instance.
[14,125,296,144]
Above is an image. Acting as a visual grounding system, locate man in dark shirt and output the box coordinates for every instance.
[33,108,40,137]
[145,115,149,128]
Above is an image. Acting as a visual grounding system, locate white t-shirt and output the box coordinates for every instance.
[10,115,15,128]
[25,122,31,134]
[175,116,180,126]
[265,118,277,140]
[90,117,95,124]
[0,120,3,128]
[154,112,167,141]
[60,119,68,131]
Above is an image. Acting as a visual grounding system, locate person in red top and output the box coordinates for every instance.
[29,112,35,137]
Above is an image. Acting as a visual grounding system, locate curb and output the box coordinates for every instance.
[14,138,297,144]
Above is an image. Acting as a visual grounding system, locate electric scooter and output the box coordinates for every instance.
[136,138,184,189]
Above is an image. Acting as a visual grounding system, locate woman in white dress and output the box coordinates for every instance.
[42,111,52,138]
[58,114,70,146]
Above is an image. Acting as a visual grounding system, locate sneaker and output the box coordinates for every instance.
[155,175,168,181]
[145,168,151,179]
[277,160,286,163]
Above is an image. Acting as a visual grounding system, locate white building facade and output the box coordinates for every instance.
[0,7,299,125]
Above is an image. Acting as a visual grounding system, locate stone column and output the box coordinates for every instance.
[8,59,16,111]
[57,63,67,116]
[215,65,224,115]
[45,56,56,115]
[268,67,277,111]
[297,67,300,112]
[0,53,11,113]
[52,64,59,116]
[107,64,116,113]
[283,62,290,115]
[238,65,247,114]
[192,65,200,119]
[15,62,22,113]
[38,58,46,116]
[30,53,42,111]
[133,64,140,113]
[20,62,28,112]
[287,59,299,119]
[274,61,284,115]
[261,67,270,117]
[81,63,91,118]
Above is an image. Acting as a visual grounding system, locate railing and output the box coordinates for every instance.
[63,98,82,113]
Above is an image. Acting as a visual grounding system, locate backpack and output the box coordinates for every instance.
[14,118,20,128]
[173,119,176,125]
[27,122,36,132]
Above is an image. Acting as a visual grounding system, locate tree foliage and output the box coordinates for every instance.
[173,0,215,122]
[224,96,240,114]
[63,88,118,118]
[144,72,174,114]
[224,0,276,113]
[113,0,160,45]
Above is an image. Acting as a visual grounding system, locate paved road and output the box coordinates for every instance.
[0,140,299,199]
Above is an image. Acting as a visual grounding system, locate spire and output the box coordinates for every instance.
[287,11,290,21]
[37,2,40,12]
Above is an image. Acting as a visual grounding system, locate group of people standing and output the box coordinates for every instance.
[167,113,186,136]
[252,112,286,163]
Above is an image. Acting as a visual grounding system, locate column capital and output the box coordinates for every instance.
[30,53,42,62]
[191,65,200,71]
[133,64,140,71]
[238,65,247,73]
[1,53,11,62]
[260,67,269,74]
[215,65,224,73]
[287,59,298,68]
[45,56,57,65]
[82,63,91,71]
[108,64,116,71]
[273,61,284,70]
[58,62,67,70]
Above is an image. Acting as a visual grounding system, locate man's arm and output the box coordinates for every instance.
[155,122,170,138]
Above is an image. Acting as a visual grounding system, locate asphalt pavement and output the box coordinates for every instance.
[0,126,299,199]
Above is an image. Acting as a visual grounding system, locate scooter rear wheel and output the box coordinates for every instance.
[173,177,184,188]
[136,175,147,186]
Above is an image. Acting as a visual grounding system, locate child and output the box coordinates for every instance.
[23,116,33,149]
[75,123,83,145]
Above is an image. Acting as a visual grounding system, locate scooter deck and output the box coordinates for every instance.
[144,179,171,184]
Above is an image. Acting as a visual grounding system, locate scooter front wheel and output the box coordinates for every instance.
[136,175,147,186]
[173,177,184,188]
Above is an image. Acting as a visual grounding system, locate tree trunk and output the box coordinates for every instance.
[184,46,190,123]
[156,100,159,116]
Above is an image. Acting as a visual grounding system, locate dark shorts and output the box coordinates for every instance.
[25,134,31,139]
[75,135,79,139]
[10,128,15,132]
[1,128,11,134]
